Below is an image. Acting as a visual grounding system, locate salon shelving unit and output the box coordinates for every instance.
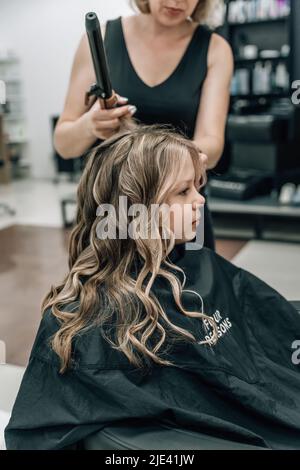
[209,0,300,241]
[0,114,10,183]
[0,56,29,178]
[223,0,293,102]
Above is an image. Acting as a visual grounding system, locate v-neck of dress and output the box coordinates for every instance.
[119,16,200,90]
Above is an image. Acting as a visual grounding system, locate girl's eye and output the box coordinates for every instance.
[179,188,189,196]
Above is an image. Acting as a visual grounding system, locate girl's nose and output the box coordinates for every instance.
[193,193,205,210]
[199,193,206,205]
[194,192,205,206]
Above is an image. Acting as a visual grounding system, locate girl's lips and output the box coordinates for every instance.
[193,212,201,224]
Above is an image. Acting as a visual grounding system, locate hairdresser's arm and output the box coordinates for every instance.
[54,27,131,159]
[192,34,233,170]
[53,33,99,158]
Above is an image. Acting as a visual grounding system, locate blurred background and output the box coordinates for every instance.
[0,0,300,368]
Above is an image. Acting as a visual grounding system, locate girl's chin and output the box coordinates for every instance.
[175,231,197,244]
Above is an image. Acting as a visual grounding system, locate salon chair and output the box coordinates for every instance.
[81,419,266,450]
[0,201,15,216]
[209,105,300,200]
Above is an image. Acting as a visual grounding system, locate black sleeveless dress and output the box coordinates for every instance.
[104,17,215,250]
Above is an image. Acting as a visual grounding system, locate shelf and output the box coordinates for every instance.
[231,92,289,100]
[209,194,300,218]
[3,115,24,121]
[0,57,19,63]
[7,139,28,144]
[228,16,289,26]
[4,96,24,101]
[2,78,21,83]
[235,55,289,66]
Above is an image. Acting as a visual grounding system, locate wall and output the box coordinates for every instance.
[0,0,133,178]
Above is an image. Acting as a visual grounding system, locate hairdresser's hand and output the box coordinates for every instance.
[199,152,208,171]
[84,93,137,140]
[192,140,208,170]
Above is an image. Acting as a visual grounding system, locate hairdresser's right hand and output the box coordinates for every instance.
[84,93,137,140]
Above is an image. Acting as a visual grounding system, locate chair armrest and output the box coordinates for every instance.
[83,419,267,450]
[290,301,300,313]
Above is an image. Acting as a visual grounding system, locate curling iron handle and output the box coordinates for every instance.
[100,91,118,109]
[85,88,137,131]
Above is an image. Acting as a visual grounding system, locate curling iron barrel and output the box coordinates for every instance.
[85,11,117,108]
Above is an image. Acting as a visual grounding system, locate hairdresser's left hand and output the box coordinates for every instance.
[199,152,208,171]
[192,140,208,170]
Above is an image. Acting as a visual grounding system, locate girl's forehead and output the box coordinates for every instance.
[164,153,197,192]
[174,153,197,181]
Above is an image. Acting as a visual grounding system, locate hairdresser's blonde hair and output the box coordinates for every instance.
[130,0,225,28]
[42,125,218,373]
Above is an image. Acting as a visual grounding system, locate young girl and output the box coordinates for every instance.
[5,125,300,450]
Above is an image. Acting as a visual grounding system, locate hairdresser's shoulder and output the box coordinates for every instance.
[207,29,234,76]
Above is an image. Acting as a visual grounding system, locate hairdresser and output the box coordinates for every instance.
[54,0,233,250]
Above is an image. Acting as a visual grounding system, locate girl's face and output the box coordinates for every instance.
[163,152,205,244]
[148,0,200,25]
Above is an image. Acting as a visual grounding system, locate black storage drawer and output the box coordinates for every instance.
[227,114,288,143]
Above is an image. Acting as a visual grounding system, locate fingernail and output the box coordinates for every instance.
[128,105,137,115]
[120,96,128,102]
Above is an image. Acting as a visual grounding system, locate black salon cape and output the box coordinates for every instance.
[5,244,300,450]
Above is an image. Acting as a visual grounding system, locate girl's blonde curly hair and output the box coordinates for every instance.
[130,0,225,28]
[42,125,218,373]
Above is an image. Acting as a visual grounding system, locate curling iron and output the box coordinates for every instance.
[85,11,136,131]
[85,11,118,109]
